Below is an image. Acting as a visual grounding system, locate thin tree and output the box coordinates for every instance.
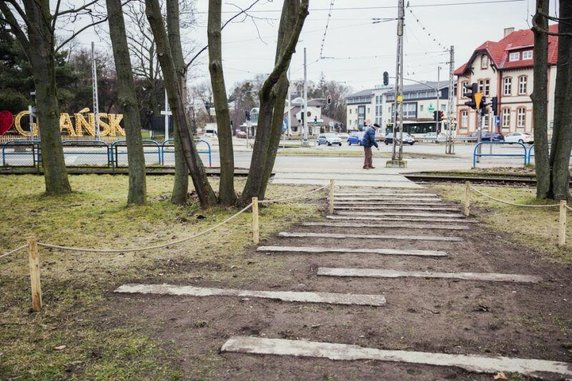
[0,1,73,194]
[145,0,217,208]
[208,0,237,206]
[240,0,309,203]
[106,0,147,205]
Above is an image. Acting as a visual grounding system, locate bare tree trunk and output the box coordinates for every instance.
[531,0,550,199]
[240,0,309,204]
[208,0,237,206]
[106,0,147,205]
[549,1,572,200]
[145,0,217,208]
[166,0,189,205]
[10,1,72,195]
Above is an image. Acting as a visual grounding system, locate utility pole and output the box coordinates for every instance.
[91,42,100,141]
[303,47,309,146]
[388,0,406,167]
[436,66,441,135]
[446,45,455,155]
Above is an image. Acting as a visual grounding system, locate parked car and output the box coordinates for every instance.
[347,132,364,145]
[424,132,447,142]
[470,131,505,142]
[317,133,342,146]
[384,132,416,145]
[505,132,533,144]
[337,133,349,140]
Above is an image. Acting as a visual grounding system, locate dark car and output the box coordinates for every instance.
[471,131,504,142]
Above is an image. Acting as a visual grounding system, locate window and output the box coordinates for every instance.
[461,81,468,96]
[503,77,512,96]
[522,50,533,60]
[509,52,520,61]
[420,105,424,112]
[402,103,416,118]
[349,109,352,114]
[481,55,489,69]
[502,108,511,129]
[517,107,526,128]
[460,110,469,128]
[479,79,491,96]
[518,76,527,95]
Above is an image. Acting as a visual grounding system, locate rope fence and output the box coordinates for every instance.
[463,181,568,247]
[0,181,335,312]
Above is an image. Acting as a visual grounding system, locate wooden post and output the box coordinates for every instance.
[27,235,42,312]
[252,197,259,245]
[558,200,567,247]
[328,179,335,215]
[464,181,471,217]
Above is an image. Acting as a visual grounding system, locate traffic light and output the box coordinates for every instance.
[480,96,488,115]
[491,96,498,116]
[433,110,438,121]
[438,110,444,122]
[245,110,251,121]
[314,116,318,123]
[327,96,331,104]
[383,71,389,86]
[464,83,482,110]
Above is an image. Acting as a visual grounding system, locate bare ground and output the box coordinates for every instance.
[104,189,572,381]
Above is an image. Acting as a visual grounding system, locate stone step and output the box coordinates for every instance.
[335,193,437,198]
[336,211,465,218]
[221,337,572,378]
[114,283,386,306]
[334,206,460,212]
[334,201,445,206]
[327,215,475,223]
[279,232,463,242]
[257,245,447,257]
[301,222,470,230]
[317,268,542,283]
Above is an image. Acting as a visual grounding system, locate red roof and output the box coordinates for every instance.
[454,24,558,76]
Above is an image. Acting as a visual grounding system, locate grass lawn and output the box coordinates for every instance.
[0,175,324,380]
[434,183,572,263]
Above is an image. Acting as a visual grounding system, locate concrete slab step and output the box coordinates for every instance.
[334,201,445,206]
[301,222,470,230]
[334,206,460,212]
[335,193,437,198]
[114,283,386,306]
[327,215,475,223]
[279,232,463,242]
[257,245,447,257]
[336,211,465,218]
[317,268,542,283]
[221,337,572,378]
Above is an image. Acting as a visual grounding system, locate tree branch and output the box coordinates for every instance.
[185,0,261,70]
[55,16,108,53]
[0,2,30,53]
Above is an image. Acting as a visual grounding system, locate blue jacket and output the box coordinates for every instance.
[361,126,379,148]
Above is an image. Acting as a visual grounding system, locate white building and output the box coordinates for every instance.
[454,25,558,135]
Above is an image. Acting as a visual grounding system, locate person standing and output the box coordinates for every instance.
[362,123,380,169]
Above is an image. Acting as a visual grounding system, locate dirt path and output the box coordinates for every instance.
[107,187,572,380]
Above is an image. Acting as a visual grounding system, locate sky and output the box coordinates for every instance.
[78,0,556,95]
[187,0,542,94]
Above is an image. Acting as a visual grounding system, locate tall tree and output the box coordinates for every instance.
[167,0,190,205]
[106,0,147,205]
[240,0,309,203]
[0,1,71,194]
[549,1,572,200]
[208,0,237,206]
[145,0,217,208]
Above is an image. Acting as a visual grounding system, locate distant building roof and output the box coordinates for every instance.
[455,24,559,75]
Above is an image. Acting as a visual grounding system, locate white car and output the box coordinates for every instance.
[505,132,534,144]
[317,133,342,146]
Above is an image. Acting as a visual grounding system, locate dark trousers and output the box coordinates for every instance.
[363,146,373,168]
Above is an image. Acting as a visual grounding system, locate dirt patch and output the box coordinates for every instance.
[101,189,572,380]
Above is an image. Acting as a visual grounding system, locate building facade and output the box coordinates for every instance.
[346,82,450,135]
[454,25,558,136]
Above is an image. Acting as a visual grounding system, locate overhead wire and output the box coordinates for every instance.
[319,0,336,59]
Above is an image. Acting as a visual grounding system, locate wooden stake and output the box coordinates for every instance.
[329,179,335,215]
[252,197,259,245]
[558,200,567,247]
[464,181,470,217]
[27,235,42,312]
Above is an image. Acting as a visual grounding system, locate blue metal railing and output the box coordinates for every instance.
[473,141,528,168]
[62,140,112,167]
[111,140,162,167]
[161,139,212,167]
[1,140,40,167]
